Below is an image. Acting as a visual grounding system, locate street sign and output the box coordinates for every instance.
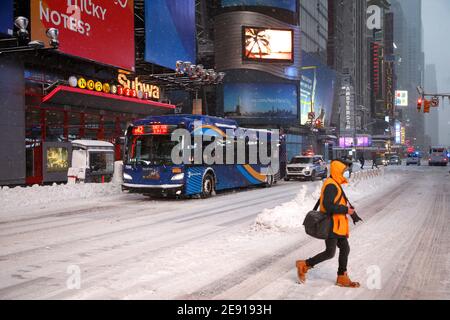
[431,97,439,107]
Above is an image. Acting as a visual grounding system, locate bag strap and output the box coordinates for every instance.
[331,177,351,206]
[313,199,320,211]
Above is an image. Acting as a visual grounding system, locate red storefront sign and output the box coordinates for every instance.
[31,0,135,71]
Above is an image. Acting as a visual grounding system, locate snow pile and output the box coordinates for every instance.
[252,184,321,232]
[0,182,122,211]
[253,171,401,232]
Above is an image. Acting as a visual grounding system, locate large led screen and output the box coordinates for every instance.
[145,0,196,70]
[300,52,336,126]
[31,0,135,71]
[46,147,69,173]
[222,0,297,12]
[224,83,298,120]
[243,27,293,62]
[0,0,13,36]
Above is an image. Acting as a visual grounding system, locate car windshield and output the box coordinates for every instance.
[127,135,178,166]
[290,157,313,164]
[408,154,418,158]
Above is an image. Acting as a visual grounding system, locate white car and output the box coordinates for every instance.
[406,153,421,166]
[285,156,328,181]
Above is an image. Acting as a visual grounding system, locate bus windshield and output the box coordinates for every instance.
[127,135,178,166]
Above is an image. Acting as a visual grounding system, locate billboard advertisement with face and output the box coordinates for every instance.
[300,52,336,127]
[145,0,196,70]
[224,82,298,121]
[222,0,297,12]
[0,0,13,36]
[31,0,135,71]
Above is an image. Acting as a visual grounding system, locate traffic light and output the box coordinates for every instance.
[424,100,431,113]
[315,119,322,128]
[417,97,423,112]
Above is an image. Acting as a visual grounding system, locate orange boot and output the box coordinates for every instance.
[296,261,311,284]
[336,272,360,288]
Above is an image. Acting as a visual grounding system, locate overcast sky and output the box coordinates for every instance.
[422,0,450,145]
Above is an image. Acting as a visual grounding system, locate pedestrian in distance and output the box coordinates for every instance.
[359,154,365,170]
[372,153,379,170]
[296,159,363,288]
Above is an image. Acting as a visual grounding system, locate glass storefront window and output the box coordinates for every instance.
[68,112,81,141]
[84,113,100,140]
[46,109,65,142]
[26,107,42,140]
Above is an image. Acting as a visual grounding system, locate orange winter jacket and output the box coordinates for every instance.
[319,160,350,238]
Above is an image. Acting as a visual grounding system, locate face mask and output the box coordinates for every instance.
[343,170,351,180]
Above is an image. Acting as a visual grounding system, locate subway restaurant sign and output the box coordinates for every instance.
[68,74,160,101]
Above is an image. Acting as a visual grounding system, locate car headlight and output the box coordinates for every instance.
[171,173,185,181]
[123,173,132,180]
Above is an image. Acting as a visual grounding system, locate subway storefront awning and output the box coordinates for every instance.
[42,85,175,115]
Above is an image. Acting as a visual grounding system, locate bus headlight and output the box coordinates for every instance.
[171,173,185,181]
[123,173,133,181]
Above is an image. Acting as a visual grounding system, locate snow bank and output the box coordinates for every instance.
[0,182,122,211]
[253,170,401,232]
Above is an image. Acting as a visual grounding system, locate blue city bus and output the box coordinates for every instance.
[122,115,280,198]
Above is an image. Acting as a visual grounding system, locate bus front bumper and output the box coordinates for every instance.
[122,183,184,195]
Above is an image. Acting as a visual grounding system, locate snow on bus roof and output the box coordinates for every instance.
[71,140,114,148]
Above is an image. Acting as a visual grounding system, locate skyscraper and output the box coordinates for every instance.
[299,0,329,64]
[328,1,370,135]
[391,0,425,149]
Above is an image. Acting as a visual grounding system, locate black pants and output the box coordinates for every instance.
[306,238,350,275]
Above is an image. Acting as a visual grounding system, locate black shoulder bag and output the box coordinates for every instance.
[303,190,344,240]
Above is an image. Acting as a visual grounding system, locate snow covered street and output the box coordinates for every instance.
[0,166,449,300]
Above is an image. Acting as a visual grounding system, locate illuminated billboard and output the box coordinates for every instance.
[31,0,135,71]
[46,147,69,173]
[0,0,13,36]
[395,121,401,145]
[395,90,408,107]
[145,0,196,70]
[224,83,298,121]
[300,52,336,126]
[243,27,293,62]
[339,136,371,148]
[222,0,297,12]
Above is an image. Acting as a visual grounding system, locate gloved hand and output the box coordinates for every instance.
[350,212,363,225]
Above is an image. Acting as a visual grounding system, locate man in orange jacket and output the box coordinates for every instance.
[296,159,363,288]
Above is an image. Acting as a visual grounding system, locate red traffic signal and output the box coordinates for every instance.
[417,97,423,112]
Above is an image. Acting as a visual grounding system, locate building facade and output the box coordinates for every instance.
[391,0,425,150]
[327,0,371,158]
[299,0,328,64]
[0,0,202,186]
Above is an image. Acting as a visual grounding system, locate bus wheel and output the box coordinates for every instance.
[201,173,215,198]
[265,175,274,188]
